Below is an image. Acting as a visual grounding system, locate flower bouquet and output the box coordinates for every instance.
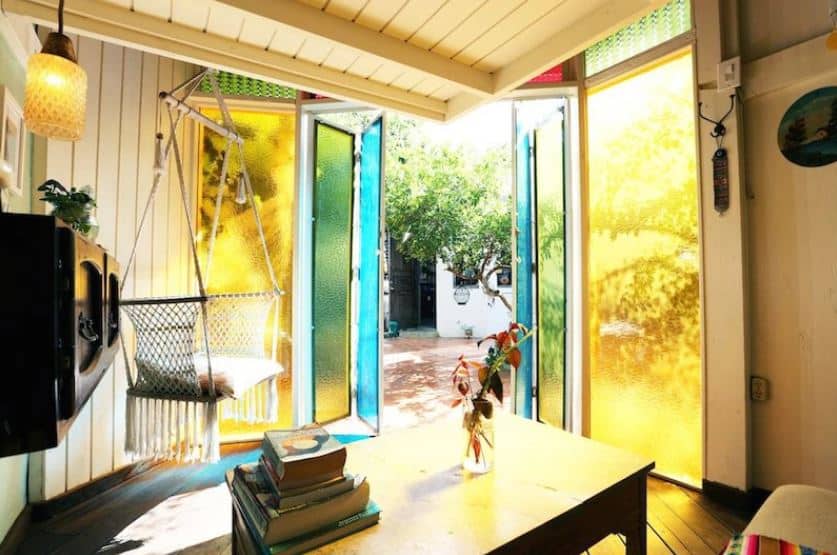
[451,322,533,473]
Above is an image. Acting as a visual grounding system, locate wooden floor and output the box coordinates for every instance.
[588,477,751,554]
[15,444,751,555]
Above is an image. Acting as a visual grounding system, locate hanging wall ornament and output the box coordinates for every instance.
[778,87,837,168]
[698,94,736,214]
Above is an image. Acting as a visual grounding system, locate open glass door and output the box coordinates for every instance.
[356,116,384,431]
[513,99,568,427]
[312,120,355,423]
[310,113,384,431]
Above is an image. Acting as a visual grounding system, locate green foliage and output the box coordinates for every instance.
[309,111,513,307]
[383,115,512,308]
[37,179,97,235]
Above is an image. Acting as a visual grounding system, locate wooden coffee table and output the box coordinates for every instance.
[235,413,654,554]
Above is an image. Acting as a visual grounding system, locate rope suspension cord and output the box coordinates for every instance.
[118,70,207,391]
[120,69,209,296]
[119,69,285,462]
[167,106,216,398]
[207,72,281,294]
[207,72,282,360]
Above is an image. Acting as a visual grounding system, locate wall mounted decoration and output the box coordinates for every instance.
[698,94,735,214]
[778,87,837,167]
[0,85,25,198]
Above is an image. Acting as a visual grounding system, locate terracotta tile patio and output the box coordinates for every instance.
[382,337,512,432]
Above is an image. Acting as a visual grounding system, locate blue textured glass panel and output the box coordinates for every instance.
[514,127,534,419]
[357,117,383,430]
[312,121,354,423]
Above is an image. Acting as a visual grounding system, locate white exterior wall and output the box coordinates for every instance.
[435,261,512,338]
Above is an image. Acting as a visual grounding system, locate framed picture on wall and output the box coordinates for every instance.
[0,85,25,197]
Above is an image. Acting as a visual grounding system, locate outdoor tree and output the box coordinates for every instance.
[385,117,513,310]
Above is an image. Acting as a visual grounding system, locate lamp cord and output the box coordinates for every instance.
[58,0,64,34]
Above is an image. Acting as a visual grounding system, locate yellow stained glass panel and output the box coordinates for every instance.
[197,107,296,437]
[587,51,702,486]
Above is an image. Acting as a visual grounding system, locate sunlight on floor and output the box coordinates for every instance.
[382,352,426,365]
[104,484,231,554]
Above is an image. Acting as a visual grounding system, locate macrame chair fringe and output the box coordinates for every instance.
[220,377,279,424]
[124,394,221,463]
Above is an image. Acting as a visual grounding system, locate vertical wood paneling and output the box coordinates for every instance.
[113,47,142,467]
[152,56,172,297]
[66,35,103,491]
[90,42,124,479]
[170,61,187,296]
[30,35,196,498]
[134,53,160,300]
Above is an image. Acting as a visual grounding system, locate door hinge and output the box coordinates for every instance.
[532,386,538,399]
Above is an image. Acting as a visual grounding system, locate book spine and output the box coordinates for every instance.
[260,440,283,477]
[233,477,269,537]
[233,498,272,555]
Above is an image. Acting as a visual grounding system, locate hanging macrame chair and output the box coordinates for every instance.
[119,69,284,463]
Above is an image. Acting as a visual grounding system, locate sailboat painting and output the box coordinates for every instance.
[778,87,837,168]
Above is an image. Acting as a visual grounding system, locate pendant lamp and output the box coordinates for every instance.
[23,0,87,141]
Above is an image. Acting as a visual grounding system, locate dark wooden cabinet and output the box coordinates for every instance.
[0,214,120,458]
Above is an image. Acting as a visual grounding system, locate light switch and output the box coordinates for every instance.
[718,57,741,90]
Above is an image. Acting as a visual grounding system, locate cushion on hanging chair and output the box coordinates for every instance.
[194,354,283,398]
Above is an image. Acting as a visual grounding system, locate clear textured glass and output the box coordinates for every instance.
[587,51,702,486]
[24,53,87,140]
[535,116,566,428]
[197,107,296,436]
[462,401,495,474]
[357,117,383,430]
[312,122,354,423]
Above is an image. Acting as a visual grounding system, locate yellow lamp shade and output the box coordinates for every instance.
[24,50,87,141]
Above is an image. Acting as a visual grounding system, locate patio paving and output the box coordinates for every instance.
[382,336,512,432]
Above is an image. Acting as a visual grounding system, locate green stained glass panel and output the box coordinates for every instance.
[535,116,566,428]
[312,122,354,423]
[585,0,692,76]
[200,71,297,100]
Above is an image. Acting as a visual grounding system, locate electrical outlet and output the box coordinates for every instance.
[718,57,741,90]
[751,376,770,402]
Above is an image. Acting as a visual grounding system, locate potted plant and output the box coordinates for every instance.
[38,179,98,239]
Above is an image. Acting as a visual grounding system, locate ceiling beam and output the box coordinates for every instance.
[493,0,668,95]
[215,0,494,98]
[1,0,448,120]
[445,0,669,121]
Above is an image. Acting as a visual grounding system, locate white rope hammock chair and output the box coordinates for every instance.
[119,69,284,463]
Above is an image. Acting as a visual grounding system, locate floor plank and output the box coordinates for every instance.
[648,478,734,552]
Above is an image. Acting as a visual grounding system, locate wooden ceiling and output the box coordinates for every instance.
[2,0,667,120]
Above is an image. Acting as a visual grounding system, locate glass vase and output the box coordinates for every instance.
[462,398,495,474]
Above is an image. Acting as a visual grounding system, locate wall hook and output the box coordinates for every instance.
[698,94,736,141]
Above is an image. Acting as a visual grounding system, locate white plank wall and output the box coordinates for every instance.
[28,36,198,501]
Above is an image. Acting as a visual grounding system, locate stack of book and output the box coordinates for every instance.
[226,425,380,555]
